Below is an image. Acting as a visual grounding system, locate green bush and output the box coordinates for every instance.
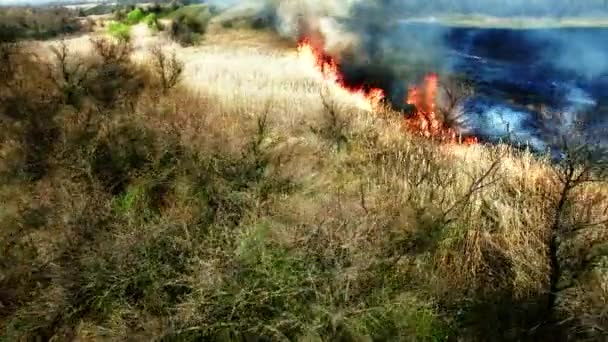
[108,22,131,41]
[126,8,145,25]
[144,13,161,31]
[169,13,210,46]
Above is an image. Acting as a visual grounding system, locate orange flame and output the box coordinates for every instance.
[297,39,477,145]
[406,74,477,144]
[297,39,385,111]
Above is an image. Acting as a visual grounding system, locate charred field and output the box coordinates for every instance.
[444,23,608,151]
[1,2,608,342]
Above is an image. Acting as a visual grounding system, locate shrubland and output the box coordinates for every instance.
[0,22,607,342]
[107,3,212,45]
[0,7,83,42]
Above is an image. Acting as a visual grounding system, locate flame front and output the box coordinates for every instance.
[297,39,385,111]
[297,39,477,145]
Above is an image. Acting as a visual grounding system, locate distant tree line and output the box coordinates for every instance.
[0,7,82,42]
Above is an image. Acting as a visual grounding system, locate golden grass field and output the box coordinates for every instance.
[1,13,607,341]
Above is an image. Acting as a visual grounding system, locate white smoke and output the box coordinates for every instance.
[271,0,358,36]
[269,0,363,55]
[245,0,608,157]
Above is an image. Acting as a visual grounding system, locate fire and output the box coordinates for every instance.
[297,38,477,145]
[406,74,477,144]
[297,39,385,111]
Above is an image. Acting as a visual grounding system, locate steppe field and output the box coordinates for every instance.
[1,5,607,341]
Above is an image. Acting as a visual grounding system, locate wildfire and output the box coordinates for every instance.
[405,74,477,144]
[297,39,477,145]
[297,39,385,111]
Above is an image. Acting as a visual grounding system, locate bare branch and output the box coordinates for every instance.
[441,151,504,224]
[150,44,184,93]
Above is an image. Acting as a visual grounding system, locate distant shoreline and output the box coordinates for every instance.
[63,2,116,10]
[400,15,608,29]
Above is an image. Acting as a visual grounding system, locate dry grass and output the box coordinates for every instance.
[0,22,607,342]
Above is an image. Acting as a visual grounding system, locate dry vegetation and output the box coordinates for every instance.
[0,6,84,42]
[0,12,607,342]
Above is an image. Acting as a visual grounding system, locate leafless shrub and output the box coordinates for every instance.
[0,42,18,86]
[86,37,145,110]
[311,91,351,149]
[44,37,145,113]
[533,112,608,337]
[90,36,133,65]
[47,41,93,106]
[437,74,475,130]
[150,44,184,93]
[0,42,62,181]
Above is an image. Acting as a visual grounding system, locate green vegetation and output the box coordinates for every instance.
[107,3,211,45]
[108,21,131,41]
[126,8,146,25]
[166,5,213,46]
[105,6,161,40]
[118,7,161,31]
[144,13,161,30]
[163,4,211,20]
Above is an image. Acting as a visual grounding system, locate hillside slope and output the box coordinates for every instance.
[0,21,607,341]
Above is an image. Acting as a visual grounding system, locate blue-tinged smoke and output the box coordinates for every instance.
[462,97,549,150]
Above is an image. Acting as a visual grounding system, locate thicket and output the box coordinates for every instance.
[0,7,83,42]
[167,6,213,46]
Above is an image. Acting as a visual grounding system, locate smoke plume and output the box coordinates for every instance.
[218,0,608,153]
